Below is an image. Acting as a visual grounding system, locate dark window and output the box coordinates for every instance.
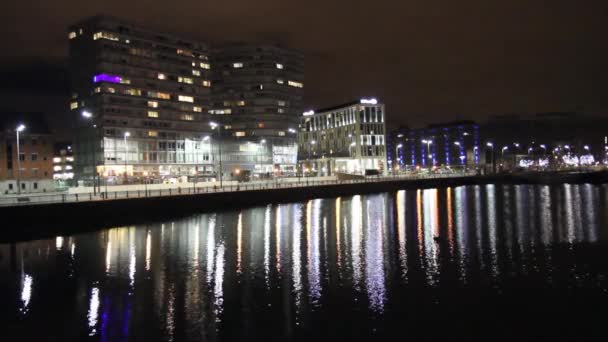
[31,154,38,161]
[8,183,13,190]
[33,182,38,190]
[19,154,25,161]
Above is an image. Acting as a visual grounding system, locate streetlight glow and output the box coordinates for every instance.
[82,111,93,119]
[16,124,26,132]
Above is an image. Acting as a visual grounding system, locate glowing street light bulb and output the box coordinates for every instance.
[454,141,461,146]
[486,142,493,148]
[16,124,26,132]
[124,131,130,138]
[82,111,93,119]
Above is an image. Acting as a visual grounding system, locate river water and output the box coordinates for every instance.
[2,184,608,341]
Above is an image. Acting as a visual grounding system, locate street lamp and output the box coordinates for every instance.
[16,124,26,194]
[422,139,433,166]
[486,142,494,173]
[123,132,130,181]
[210,121,223,188]
[82,111,99,195]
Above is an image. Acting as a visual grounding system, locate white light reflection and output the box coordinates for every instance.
[486,185,499,279]
[275,205,282,273]
[350,195,363,289]
[207,216,216,284]
[213,243,225,322]
[56,236,63,250]
[336,197,342,272]
[237,213,243,275]
[88,287,100,335]
[105,240,112,275]
[292,204,303,314]
[307,200,322,303]
[364,196,387,313]
[396,190,407,281]
[129,229,136,289]
[71,242,75,257]
[145,230,152,271]
[264,205,271,287]
[454,186,468,284]
[20,274,33,314]
[193,225,200,268]
[422,189,439,286]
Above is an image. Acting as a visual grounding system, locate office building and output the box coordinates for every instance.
[298,98,387,176]
[0,113,55,194]
[210,44,303,175]
[68,15,214,185]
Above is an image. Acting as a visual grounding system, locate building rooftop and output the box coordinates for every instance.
[306,98,382,116]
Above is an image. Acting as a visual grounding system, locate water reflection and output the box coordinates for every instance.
[3,183,608,341]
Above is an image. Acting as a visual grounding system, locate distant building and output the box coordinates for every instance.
[210,44,303,175]
[53,142,75,187]
[0,113,54,194]
[298,99,387,176]
[388,121,480,171]
[68,15,214,185]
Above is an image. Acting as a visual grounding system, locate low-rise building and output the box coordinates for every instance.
[298,98,387,176]
[53,142,75,188]
[0,113,55,194]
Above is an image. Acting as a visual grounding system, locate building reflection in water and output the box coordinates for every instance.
[3,183,608,340]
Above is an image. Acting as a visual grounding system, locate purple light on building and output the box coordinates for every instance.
[93,74,122,84]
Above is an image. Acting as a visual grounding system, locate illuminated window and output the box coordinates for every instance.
[235,131,246,137]
[200,62,210,69]
[278,108,285,113]
[148,131,158,137]
[148,111,159,118]
[192,62,196,67]
[148,91,171,100]
[120,78,131,84]
[70,102,78,110]
[192,70,201,76]
[209,109,232,115]
[68,31,77,39]
[107,87,116,93]
[148,101,158,108]
[224,125,232,129]
[54,166,62,172]
[158,73,166,80]
[237,101,245,106]
[258,123,265,128]
[65,165,73,170]
[278,131,286,136]
[93,31,119,41]
[233,62,243,68]
[276,63,284,69]
[193,106,202,112]
[178,76,193,84]
[178,95,194,103]
[94,87,101,93]
[181,114,194,121]
[288,80,303,88]
[125,88,142,96]
[278,100,286,106]
[53,157,61,163]
[223,101,232,107]
[176,49,194,57]
[276,79,284,85]
[202,80,211,87]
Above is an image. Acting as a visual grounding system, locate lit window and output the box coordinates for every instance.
[148,111,159,118]
[192,62,196,67]
[148,101,158,108]
[66,157,74,162]
[278,108,285,113]
[70,102,78,110]
[148,131,158,137]
[278,131,286,136]
[233,62,243,68]
[288,80,303,88]
[276,79,284,84]
[94,87,101,93]
[278,100,286,106]
[235,131,246,137]
[68,32,77,39]
[120,78,131,84]
[178,95,194,103]
[176,49,194,57]
[224,125,232,129]
[158,73,166,80]
[202,80,211,87]
[65,165,73,170]
[209,109,232,115]
[93,31,119,41]
[192,70,201,76]
[223,101,232,107]
[54,166,62,172]
[237,101,245,106]
[53,157,61,163]
[181,114,194,121]
[276,63,284,69]
[258,123,265,128]
[193,106,202,112]
[107,87,115,93]
[178,76,193,84]
[125,88,142,96]
[200,62,210,69]
[148,91,170,99]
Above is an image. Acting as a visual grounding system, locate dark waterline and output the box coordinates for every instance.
[2,184,608,341]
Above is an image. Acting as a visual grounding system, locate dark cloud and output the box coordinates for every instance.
[1,0,607,132]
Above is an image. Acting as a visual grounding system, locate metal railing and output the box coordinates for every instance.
[0,172,475,207]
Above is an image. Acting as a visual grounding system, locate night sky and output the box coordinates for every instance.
[1,0,607,137]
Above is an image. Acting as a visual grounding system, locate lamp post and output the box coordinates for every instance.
[395,144,403,173]
[123,132,130,182]
[16,124,26,195]
[422,139,433,167]
[82,111,99,195]
[486,142,494,174]
[210,122,223,188]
